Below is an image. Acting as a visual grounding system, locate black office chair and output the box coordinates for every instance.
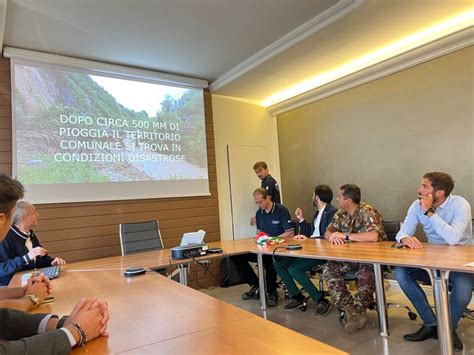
[119,220,168,275]
[367,221,417,320]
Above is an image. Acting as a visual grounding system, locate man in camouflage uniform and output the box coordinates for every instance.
[323,184,386,333]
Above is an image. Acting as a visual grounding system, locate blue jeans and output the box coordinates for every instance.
[394,267,473,329]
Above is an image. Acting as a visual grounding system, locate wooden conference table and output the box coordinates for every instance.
[249,239,473,355]
[11,239,345,354]
[12,238,472,354]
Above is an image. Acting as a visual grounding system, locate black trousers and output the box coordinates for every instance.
[232,253,278,293]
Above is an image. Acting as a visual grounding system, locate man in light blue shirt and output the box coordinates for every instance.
[394,172,473,351]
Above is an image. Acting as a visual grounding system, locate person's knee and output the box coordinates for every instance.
[452,273,473,293]
[394,267,409,283]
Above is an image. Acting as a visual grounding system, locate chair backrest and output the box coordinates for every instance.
[119,220,164,256]
[382,221,401,242]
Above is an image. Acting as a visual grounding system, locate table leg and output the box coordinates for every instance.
[257,253,267,311]
[178,264,188,285]
[373,263,389,336]
[427,269,453,355]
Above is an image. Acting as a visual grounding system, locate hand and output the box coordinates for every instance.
[31,273,52,294]
[419,193,433,213]
[295,208,304,222]
[51,257,67,266]
[249,216,256,226]
[329,232,345,245]
[400,236,423,249]
[24,278,49,301]
[293,235,307,241]
[65,298,110,343]
[90,298,110,336]
[28,246,47,260]
[67,298,110,337]
[23,273,52,295]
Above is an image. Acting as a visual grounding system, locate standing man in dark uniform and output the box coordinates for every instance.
[250,161,281,226]
[254,161,280,203]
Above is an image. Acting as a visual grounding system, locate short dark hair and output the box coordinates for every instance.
[253,161,268,170]
[423,172,454,196]
[314,185,333,203]
[340,184,361,204]
[0,172,24,217]
[253,187,269,198]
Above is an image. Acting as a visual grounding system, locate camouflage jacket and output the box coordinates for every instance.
[326,202,387,241]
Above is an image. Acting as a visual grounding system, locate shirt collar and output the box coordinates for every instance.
[261,202,276,214]
[436,195,450,210]
[11,225,30,240]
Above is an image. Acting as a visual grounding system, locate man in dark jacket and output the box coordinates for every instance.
[0,201,66,285]
[0,172,109,354]
[274,184,337,317]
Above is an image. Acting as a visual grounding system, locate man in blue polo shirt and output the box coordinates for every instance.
[394,172,472,351]
[234,188,294,307]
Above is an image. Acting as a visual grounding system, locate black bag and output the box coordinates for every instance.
[220,257,245,287]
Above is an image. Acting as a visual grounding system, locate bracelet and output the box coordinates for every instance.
[71,322,88,347]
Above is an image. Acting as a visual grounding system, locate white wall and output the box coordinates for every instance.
[212,95,280,240]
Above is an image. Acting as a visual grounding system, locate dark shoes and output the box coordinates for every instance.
[242,286,259,300]
[403,325,438,341]
[404,325,463,351]
[314,297,332,318]
[452,329,463,351]
[242,287,278,307]
[284,296,308,310]
[267,291,279,307]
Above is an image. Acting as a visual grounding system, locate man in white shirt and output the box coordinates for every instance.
[394,172,473,351]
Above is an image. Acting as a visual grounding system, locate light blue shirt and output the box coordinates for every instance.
[396,195,473,245]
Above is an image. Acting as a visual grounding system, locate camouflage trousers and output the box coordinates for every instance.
[323,261,375,312]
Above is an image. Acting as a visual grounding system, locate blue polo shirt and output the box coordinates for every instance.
[256,202,294,237]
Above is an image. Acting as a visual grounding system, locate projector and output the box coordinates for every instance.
[171,244,209,259]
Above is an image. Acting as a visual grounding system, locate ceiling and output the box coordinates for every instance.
[2,0,473,107]
[3,0,338,79]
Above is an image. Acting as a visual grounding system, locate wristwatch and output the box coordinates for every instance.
[25,294,41,308]
[423,207,436,216]
[344,233,350,242]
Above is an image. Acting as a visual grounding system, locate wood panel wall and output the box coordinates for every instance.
[0,57,221,288]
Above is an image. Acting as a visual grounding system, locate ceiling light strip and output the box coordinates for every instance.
[267,26,474,116]
[263,10,474,108]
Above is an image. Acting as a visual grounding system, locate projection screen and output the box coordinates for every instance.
[11,59,209,203]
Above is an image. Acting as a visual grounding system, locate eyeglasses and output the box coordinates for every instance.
[391,242,406,249]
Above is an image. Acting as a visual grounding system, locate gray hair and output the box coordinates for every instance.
[13,201,31,225]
